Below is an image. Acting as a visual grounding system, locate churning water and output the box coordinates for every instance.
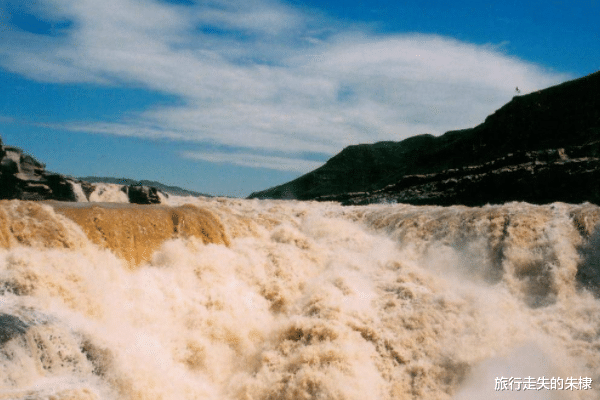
[0,193,599,399]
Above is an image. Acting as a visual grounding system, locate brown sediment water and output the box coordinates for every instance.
[51,201,230,267]
[0,200,229,267]
[0,197,598,400]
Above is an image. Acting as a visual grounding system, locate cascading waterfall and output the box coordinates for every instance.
[0,197,598,400]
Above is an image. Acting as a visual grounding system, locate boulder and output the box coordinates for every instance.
[0,313,29,345]
[120,185,162,204]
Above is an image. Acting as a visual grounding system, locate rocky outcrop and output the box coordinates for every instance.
[0,137,164,204]
[317,144,600,205]
[0,140,78,201]
[120,185,162,205]
[249,70,600,205]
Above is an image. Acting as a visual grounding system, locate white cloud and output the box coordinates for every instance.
[182,150,324,172]
[192,0,307,36]
[0,0,571,172]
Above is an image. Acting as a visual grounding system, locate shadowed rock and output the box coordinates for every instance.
[577,226,600,296]
[0,144,78,202]
[318,145,600,206]
[121,185,161,204]
[0,313,29,345]
[249,70,600,206]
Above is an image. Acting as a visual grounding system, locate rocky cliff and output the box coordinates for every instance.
[0,139,79,202]
[0,137,164,204]
[249,70,600,205]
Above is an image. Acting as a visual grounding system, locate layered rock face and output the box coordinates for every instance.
[0,137,164,204]
[0,139,77,201]
[317,143,600,205]
[249,70,600,206]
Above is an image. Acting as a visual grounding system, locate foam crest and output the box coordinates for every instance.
[347,202,586,306]
[87,184,129,203]
[0,201,89,250]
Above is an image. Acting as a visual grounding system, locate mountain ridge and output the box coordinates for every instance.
[248,70,600,204]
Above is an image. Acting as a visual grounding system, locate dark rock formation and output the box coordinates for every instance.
[0,140,78,201]
[249,70,600,206]
[120,185,162,205]
[0,137,163,204]
[577,226,600,297]
[318,144,600,205]
[0,313,29,345]
[79,180,97,200]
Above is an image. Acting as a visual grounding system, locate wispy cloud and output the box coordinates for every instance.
[182,150,324,172]
[0,0,571,171]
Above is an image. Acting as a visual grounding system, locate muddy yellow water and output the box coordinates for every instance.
[0,198,598,399]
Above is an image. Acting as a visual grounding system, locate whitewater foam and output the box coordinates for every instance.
[0,197,598,399]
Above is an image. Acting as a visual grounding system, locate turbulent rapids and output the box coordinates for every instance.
[1,193,599,399]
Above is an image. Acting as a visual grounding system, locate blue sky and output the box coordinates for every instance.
[0,0,598,197]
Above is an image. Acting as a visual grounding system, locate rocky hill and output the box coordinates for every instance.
[249,70,600,205]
